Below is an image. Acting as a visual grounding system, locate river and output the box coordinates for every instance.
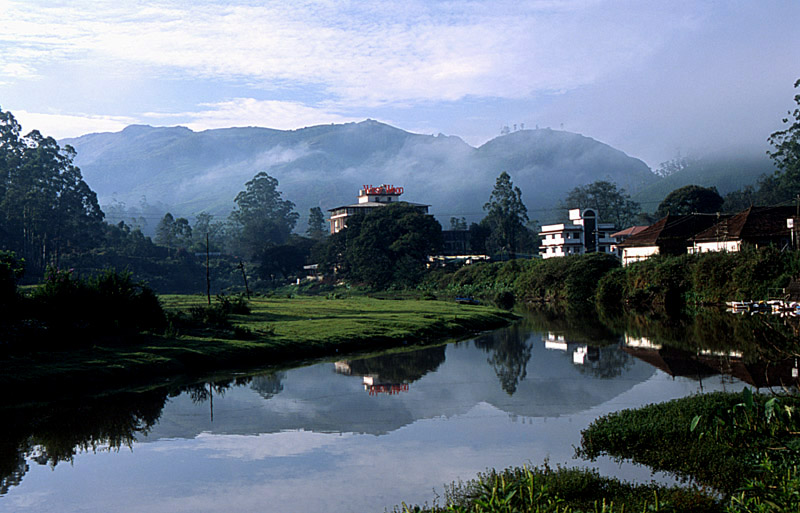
[2,309,793,513]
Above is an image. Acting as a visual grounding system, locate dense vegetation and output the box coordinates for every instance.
[0,252,165,351]
[425,247,800,314]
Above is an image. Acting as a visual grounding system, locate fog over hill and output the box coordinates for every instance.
[63,120,660,230]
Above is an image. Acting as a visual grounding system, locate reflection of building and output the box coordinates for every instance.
[621,338,799,389]
[545,334,599,365]
[572,345,600,365]
[328,184,430,234]
[362,376,410,396]
[335,361,411,396]
[539,208,616,258]
[544,333,568,351]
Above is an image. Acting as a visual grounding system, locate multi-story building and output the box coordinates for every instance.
[538,208,616,258]
[328,184,429,234]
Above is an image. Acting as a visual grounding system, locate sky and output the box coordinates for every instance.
[1,0,798,168]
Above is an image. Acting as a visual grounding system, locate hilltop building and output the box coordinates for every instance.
[538,208,616,258]
[328,184,429,234]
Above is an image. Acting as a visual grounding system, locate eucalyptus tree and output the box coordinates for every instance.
[0,108,104,274]
[306,206,327,240]
[228,172,299,259]
[483,172,529,259]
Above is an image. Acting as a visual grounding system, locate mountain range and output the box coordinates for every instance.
[61,120,771,231]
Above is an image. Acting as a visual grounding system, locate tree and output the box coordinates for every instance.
[483,172,529,259]
[306,207,327,240]
[190,211,227,252]
[764,78,800,202]
[0,108,104,275]
[563,180,640,229]
[449,217,467,231]
[322,203,442,289]
[155,213,192,255]
[229,172,299,258]
[258,236,317,283]
[655,185,724,218]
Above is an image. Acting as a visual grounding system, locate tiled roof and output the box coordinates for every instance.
[692,206,796,242]
[610,226,649,238]
[618,214,727,248]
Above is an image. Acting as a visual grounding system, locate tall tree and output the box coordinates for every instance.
[155,213,192,254]
[449,217,467,231]
[0,108,104,274]
[563,180,640,229]
[306,206,327,240]
[229,172,299,258]
[655,185,724,217]
[764,78,800,203]
[483,172,529,259]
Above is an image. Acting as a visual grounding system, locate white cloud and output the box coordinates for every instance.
[156,430,351,460]
[0,0,706,106]
[144,98,358,131]
[12,110,137,139]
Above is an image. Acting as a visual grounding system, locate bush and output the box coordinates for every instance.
[0,250,24,314]
[29,268,166,345]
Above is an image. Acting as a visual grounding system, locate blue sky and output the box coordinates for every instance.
[1,0,798,167]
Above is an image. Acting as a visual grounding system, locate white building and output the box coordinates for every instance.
[539,208,616,258]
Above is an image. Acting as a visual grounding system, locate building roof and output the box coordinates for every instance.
[610,226,649,238]
[328,201,430,212]
[618,214,728,248]
[692,205,796,243]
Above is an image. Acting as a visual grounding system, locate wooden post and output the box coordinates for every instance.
[206,233,211,306]
[238,260,251,299]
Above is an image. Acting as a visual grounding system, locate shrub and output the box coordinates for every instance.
[29,268,166,345]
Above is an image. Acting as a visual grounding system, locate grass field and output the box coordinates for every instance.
[3,295,515,400]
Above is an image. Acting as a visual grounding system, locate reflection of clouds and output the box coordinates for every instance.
[4,490,53,511]
[153,430,352,460]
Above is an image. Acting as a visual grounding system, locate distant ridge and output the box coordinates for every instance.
[63,120,658,229]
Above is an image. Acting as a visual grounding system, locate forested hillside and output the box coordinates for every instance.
[63,121,658,229]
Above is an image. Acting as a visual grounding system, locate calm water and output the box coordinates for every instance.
[1,312,778,513]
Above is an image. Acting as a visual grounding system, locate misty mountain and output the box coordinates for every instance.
[632,152,774,213]
[63,120,658,229]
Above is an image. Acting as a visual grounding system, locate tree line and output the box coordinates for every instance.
[2,77,798,292]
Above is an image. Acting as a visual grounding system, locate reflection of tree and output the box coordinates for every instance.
[474,324,533,395]
[576,346,632,379]
[185,378,239,404]
[250,372,286,400]
[0,389,168,495]
[0,438,30,496]
[343,345,446,384]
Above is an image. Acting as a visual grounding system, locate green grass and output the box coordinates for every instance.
[393,465,720,513]
[1,295,515,400]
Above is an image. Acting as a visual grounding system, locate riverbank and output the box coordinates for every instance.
[394,389,800,512]
[426,247,800,312]
[0,295,516,401]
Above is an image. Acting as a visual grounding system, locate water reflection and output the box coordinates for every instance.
[335,345,446,395]
[473,322,533,395]
[1,308,793,512]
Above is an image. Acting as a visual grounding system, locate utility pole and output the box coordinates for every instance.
[206,233,211,306]
[238,260,251,298]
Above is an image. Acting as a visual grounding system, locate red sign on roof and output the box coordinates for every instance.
[362,184,403,195]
